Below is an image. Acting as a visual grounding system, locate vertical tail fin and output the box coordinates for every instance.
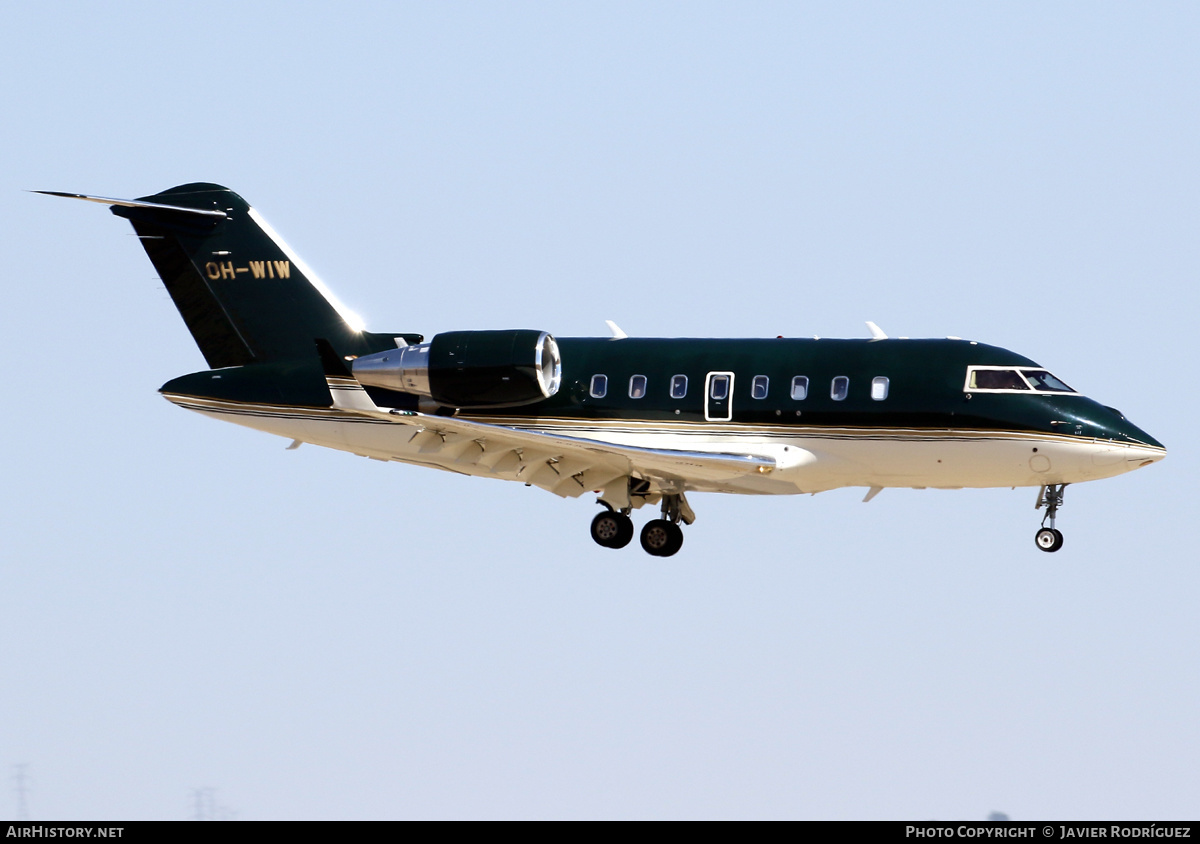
[41,183,388,367]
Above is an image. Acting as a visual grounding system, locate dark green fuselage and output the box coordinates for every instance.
[463,337,1160,449]
[162,335,1159,450]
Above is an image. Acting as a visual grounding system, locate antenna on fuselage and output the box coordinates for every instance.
[865,321,888,341]
[605,320,628,339]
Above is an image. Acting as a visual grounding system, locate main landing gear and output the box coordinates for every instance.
[590,493,689,557]
[640,520,684,557]
[1035,483,1067,553]
[590,507,634,549]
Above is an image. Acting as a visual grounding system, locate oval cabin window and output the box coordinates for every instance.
[629,374,647,399]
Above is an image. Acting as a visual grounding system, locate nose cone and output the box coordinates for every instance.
[1126,425,1166,452]
[1105,410,1166,467]
[1125,441,1166,471]
[1110,413,1165,451]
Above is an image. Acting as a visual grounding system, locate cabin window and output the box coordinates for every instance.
[670,374,688,399]
[790,376,809,400]
[751,375,769,400]
[1021,369,1074,393]
[831,376,849,401]
[590,374,608,398]
[871,376,890,401]
[710,374,730,400]
[629,374,647,399]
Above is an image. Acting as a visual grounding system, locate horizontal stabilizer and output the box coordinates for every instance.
[32,190,228,218]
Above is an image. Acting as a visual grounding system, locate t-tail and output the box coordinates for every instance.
[37,183,417,405]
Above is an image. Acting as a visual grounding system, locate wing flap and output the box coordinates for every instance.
[414,413,772,483]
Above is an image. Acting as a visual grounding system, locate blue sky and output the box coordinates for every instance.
[1,2,1197,819]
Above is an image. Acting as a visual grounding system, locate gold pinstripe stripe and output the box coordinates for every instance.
[158,392,1154,451]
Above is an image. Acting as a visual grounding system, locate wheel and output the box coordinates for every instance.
[612,514,634,548]
[660,522,684,557]
[591,511,633,549]
[640,519,684,557]
[1035,527,1064,552]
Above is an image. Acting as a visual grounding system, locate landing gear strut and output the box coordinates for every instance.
[1035,484,1067,552]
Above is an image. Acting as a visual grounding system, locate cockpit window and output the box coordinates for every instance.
[1021,369,1074,393]
[969,368,1029,390]
[965,366,1078,394]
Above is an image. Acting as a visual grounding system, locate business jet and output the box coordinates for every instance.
[38,183,1165,556]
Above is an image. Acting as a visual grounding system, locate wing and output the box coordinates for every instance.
[326,375,777,500]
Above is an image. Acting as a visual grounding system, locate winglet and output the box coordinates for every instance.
[605,320,628,340]
[865,321,888,341]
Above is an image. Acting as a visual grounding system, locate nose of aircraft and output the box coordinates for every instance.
[1106,408,1166,465]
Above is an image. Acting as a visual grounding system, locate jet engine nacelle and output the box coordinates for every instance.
[351,329,562,408]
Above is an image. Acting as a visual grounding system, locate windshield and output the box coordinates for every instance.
[1021,369,1074,392]
[965,366,1078,394]
[969,369,1029,390]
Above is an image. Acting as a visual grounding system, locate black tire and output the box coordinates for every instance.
[660,521,684,557]
[612,514,634,548]
[640,519,684,557]
[591,511,633,549]
[1035,527,1064,553]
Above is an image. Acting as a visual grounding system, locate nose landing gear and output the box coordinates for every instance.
[1034,484,1067,552]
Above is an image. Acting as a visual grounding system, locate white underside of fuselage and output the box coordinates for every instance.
[163,395,1165,500]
